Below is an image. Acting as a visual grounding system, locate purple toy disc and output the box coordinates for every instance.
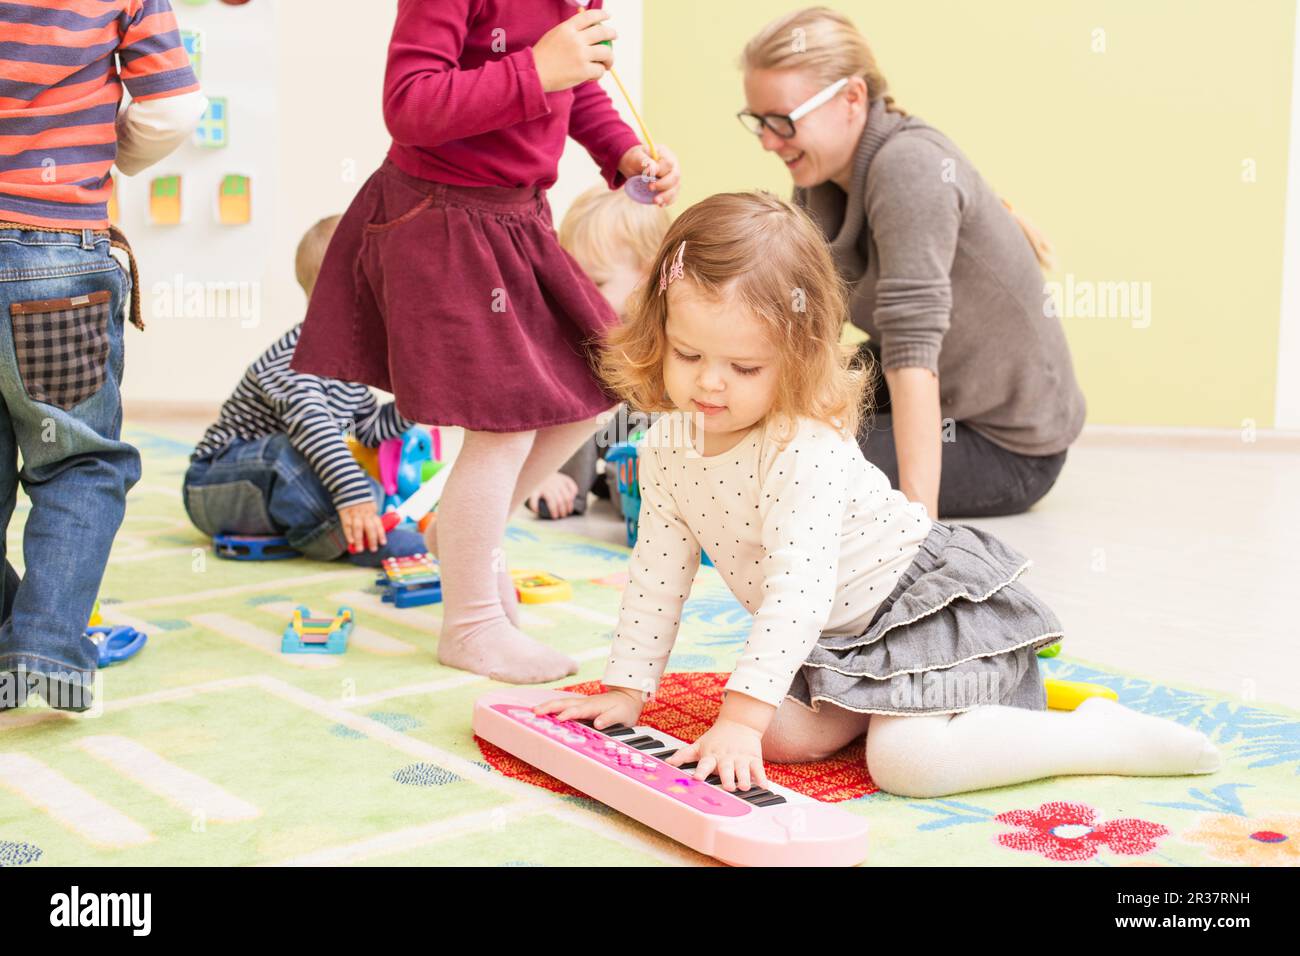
[624,175,658,205]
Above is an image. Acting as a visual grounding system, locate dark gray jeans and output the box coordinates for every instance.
[856,342,1068,518]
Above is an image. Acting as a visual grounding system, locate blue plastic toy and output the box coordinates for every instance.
[375,553,443,608]
[281,606,353,655]
[214,533,300,561]
[381,427,437,514]
[606,435,713,567]
[396,428,435,500]
[86,625,148,667]
[378,576,444,608]
[605,438,643,549]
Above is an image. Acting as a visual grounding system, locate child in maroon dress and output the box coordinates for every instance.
[292,0,681,683]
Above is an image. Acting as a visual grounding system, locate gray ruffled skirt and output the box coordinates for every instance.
[786,522,1063,716]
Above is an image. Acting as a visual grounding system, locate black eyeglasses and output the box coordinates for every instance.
[737,77,851,139]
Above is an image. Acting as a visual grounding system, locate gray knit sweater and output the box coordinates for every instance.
[794,97,1085,456]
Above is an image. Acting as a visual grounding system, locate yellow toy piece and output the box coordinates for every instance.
[510,569,572,604]
[1045,678,1118,711]
[347,436,382,482]
[292,606,352,640]
[282,605,354,655]
[88,599,102,627]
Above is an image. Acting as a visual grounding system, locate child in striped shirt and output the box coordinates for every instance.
[182,217,428,567]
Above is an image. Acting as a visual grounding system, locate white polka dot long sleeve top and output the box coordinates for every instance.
[603,414,934,708]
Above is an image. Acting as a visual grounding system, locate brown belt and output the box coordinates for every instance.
[0,221,144,330]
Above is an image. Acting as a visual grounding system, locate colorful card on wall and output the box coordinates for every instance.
[218,174,251,225]
[150,175,182,225]
[194,97,228,148]
[180,29,204,80]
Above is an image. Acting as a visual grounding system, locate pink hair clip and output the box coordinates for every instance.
[658,241,686,294]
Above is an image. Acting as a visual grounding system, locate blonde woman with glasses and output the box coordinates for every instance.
[739,7,1085,519]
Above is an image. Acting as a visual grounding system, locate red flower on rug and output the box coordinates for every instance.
[475,672,877,802]
[994,801,1170,862]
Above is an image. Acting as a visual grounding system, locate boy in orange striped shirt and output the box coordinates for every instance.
[0,0,205,711]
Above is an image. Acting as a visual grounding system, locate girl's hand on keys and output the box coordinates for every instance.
[534,8,616,93]
[666,718,769,792]
[534,687,644,729]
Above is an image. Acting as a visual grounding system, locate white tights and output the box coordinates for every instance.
[761,696,1221,799]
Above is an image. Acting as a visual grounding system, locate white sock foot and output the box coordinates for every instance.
[1075,696,1221,775]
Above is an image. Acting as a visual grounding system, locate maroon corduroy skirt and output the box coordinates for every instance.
[292,159,620,432]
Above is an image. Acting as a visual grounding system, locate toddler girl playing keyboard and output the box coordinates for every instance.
[537,192,1220,798]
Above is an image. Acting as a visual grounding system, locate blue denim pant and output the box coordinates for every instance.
[0,226,140,699]
[183,433,425,567]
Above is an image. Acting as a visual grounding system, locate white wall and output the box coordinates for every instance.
[123,0,646,410]
[120,0,284,410]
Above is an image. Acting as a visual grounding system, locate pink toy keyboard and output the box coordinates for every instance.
[473,688,870,866]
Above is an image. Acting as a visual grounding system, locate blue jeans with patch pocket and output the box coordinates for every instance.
[0,226,141,708]
[182,432,427,568]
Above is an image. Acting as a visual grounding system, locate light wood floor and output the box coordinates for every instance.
[147,417,1300,711]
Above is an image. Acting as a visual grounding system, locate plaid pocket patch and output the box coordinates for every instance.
[10,290,112,410]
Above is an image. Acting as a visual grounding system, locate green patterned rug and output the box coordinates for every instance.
[0,427,1296,867]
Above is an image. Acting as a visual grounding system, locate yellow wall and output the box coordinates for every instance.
[644,0,1295,427]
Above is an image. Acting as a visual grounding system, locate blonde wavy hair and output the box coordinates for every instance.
[599,191,870,439]
[295,215,341,297]
[742,6,1056,271]
[559,183,671,273]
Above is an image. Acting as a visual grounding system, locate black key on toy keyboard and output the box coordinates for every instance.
[631,738,665,751]
[622,735,655,747]
[704,774,722,786]
[678,762,698,771]
[737,788,774,803]
[602,725,635,737]
[754,794,788,807]
[651,749,678,762]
